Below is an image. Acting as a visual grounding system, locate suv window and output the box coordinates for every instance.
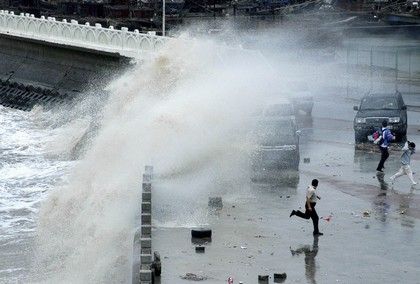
[256,120,296,145]
[360,97,399,110]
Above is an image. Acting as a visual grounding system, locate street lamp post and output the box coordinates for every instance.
[162,0,165,36]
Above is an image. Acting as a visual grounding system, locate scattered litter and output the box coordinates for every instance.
[254,235,265,238]
[286,196,290,198]
[400,210,406,214]
[351,211,359,217]
[241,246,247,249]
[363,211,371,217]
[321,215,333,222]
[180,273,207,281]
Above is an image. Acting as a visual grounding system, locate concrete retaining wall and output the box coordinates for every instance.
[0,33,131,94]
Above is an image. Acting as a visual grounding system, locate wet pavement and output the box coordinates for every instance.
[152,89,420,283]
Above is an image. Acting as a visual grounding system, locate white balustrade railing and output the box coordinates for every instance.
[0,10,168,57]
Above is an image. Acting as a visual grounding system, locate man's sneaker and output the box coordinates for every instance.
[411,181,417,185]
[313,232,323,236]
[289,210,296,218]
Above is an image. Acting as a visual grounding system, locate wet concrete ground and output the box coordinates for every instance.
[151,89,420,283]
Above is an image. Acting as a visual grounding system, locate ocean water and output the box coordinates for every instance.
[0,105,78,282]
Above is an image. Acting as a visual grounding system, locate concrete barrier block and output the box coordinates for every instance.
[141,237,152,248]
[141,202,151,213]
[274,272,287,282]
[142,248,151,255]
[142,182,151,192]
[141,213,151,225]
[141,253,152,264]
[142,192,151,202]
[143,174,151,183]
[141,225,151,236]
[195,246,205,253]
[145,165,153,174]
[258,275,269,283]
[139,269,152,281]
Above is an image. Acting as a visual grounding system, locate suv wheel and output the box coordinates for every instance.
[396,132,407,142]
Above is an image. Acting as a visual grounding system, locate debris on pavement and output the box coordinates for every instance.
[180,273,208,281]
[321,215,333,222]
[363,210,371,217]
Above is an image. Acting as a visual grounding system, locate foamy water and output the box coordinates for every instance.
[0,105,78,282]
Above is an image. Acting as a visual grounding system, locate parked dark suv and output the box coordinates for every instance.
[353,92,407,143]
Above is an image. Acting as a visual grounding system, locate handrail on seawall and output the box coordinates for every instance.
[0,10,169,57]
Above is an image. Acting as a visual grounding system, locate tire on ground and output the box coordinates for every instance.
[191,229,212,239]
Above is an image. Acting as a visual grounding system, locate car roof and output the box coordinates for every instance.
[365,92,401,98]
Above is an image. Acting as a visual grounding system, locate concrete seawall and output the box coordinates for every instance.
[0,33,132,108]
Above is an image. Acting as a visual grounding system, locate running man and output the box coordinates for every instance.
[290,179,323,236]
